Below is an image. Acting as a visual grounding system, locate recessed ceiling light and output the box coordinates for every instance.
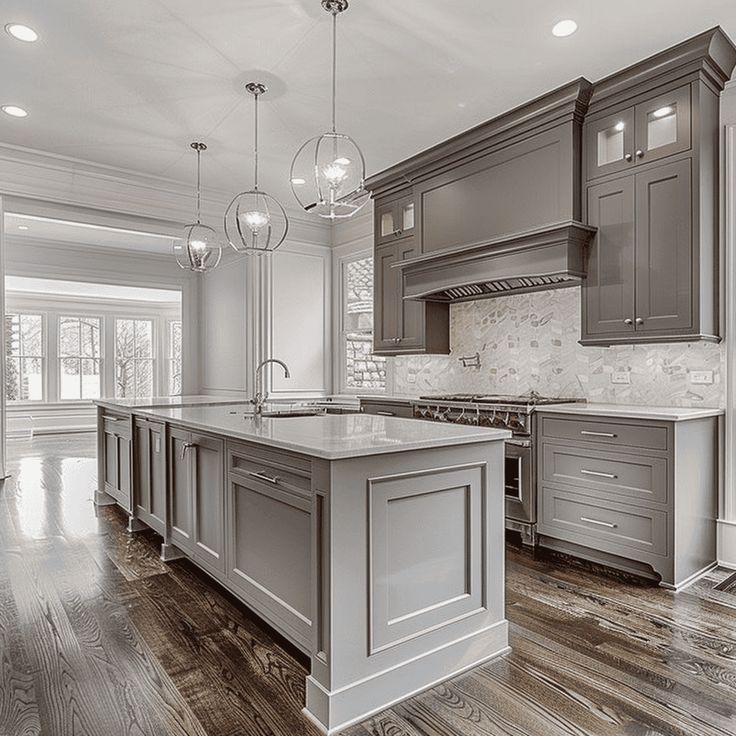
[17,225,28,231]
[2,105,28,118]
[552,19,578,37]
[5,23,38,42]
[614,121,625,132]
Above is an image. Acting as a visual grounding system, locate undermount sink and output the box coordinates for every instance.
[261,409,327,418]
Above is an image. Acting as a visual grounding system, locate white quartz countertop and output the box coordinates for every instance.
[133,404,510,460]
[538,402,724,421]
[94,395,248,411]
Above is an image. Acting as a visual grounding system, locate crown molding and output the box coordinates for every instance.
[0,141,332,245]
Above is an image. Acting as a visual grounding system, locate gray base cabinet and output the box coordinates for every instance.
[168,427,225,574]
[100,410,132,511]
[536,412,718,588]
[226,440,313,650]
[133,417,166,535]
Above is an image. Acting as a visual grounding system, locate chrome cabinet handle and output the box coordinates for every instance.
[624,153,633,162]
[580,516,618,529]
[580,468,618,479]
[624,318,633,325]
[180,442,195,461]
[376,411,395,417]
[636,149,644,158]
[249,470,281,485]
[580,430,617,438]
[635,317,644,325]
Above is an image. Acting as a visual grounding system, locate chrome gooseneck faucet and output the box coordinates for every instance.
[252,358,291,416]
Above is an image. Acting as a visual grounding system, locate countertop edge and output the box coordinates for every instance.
[537,403,724,421]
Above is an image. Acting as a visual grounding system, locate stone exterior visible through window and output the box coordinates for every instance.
[342,256,386,392]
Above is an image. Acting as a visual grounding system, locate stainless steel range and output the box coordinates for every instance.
[412,391,584,545]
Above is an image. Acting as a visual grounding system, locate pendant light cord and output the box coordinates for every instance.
[195,146,202,224]
[331,9,337,133]
[253,90,260,190]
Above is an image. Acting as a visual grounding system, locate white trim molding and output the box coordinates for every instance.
[722,122,736,566]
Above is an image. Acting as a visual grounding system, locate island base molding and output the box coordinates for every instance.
[304,622,509,734]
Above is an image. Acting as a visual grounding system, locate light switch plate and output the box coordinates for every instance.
[611,371,631,385]
[690,370,714,385]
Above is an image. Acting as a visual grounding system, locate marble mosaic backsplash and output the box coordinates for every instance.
[392,287,725,407]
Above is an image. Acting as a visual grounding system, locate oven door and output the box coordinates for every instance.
[504,439,534,524]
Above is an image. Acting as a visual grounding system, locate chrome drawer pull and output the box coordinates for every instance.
[376,411,395,416]
[580,430,617,438]
[249,471,281,485]
[580,516,618,529]
[181,442,196,461]
[580,468,618,479]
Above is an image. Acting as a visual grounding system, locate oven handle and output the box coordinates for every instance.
[505,438,531,448]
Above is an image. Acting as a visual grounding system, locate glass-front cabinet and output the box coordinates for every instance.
[375,194,416,245]
[586,84,691,179]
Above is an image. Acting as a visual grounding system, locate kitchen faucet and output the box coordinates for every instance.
[251,358,290,416]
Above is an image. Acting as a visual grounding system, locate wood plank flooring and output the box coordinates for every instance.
[1,435,735,736]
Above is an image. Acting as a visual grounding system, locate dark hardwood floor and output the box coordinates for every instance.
[1,435,735,736]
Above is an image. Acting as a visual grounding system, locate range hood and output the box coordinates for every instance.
[395,221,597,303]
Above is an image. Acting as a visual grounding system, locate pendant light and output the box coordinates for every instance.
[224,82,289,255]
[173,142,223,273]
[290,0,370,219]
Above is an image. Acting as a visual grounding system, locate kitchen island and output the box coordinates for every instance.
[95,402,510,734]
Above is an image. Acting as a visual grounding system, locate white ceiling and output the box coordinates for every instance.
[1,0,736,209]
[4,213,178,253]
[5,275,181,302]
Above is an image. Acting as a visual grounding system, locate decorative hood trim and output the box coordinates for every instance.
[396,221,597,303]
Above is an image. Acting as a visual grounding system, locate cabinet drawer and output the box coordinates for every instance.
[360,400,414,418]
[228,441,311,498]
[539,486,668,557]
[542,443,668,505]
[103,413,130,439]
[539,415,669,452]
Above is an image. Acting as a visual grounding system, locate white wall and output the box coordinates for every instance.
[200,219,333,401]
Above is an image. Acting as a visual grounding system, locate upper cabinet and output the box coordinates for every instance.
[581,27,736,346]
[586,86,691,180]
[375,195,416,246]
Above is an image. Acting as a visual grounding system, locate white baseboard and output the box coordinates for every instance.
[717,518,736,568]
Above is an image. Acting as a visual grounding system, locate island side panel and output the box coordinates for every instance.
[305,439,508,733]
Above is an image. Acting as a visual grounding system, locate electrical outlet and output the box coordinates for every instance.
[690,370,714,385]
[407,373,417,384]
[611,371,631,385]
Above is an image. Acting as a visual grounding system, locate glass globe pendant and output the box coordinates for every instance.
[224,82,289,255]
[173,142,223,273]
[290,0,370,219]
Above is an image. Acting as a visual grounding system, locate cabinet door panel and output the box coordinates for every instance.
[228,478,312,645]
[169,428,193,551]
[104,431,118,490]
[149,424,166,526]
[396,240,424,349]
[635,159,693,333]
[374,245,401,349]
[585,108,635,180]
[192,433,225,572]
[583,177,636,337]
[634,85,691,165]
[134,422,152,513]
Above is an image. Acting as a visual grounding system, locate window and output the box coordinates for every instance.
[167,320,182,396]
[5,313,44,401]
[341,255,386,392]
[115,318,154,398]
[59,316,102,400]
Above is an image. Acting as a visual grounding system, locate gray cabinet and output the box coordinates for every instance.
[133,417,166,535]
[360,397,414,418]
[101,411,132,511]
[585,84,691,180]
[583,176,635,338]
[226,440,313,649]
[375,194,415,246]
[536,411,718,589]
[169,427,225,573]
[583,159,693,341]
[374,239,427,353]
